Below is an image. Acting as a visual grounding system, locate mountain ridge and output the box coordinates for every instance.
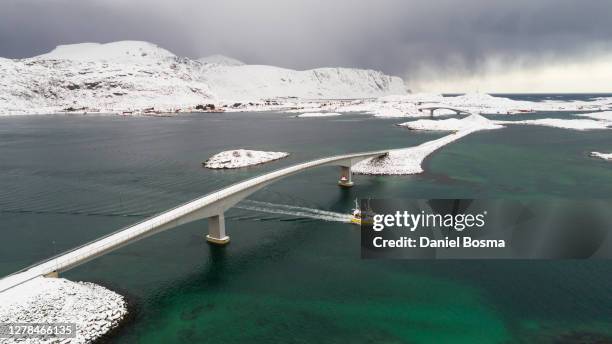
[0,40,407,115]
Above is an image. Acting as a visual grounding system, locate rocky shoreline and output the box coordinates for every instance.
[0,277,129,343]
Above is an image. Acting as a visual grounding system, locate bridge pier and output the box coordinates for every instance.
[44,271,59,278]
[206,214,230,245]
[338,166,354,188]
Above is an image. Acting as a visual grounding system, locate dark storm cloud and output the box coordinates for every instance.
[1,0,612,80]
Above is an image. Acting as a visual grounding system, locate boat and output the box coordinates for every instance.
[350,199,374,225]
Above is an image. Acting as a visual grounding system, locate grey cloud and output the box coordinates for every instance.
[1,0,611,81]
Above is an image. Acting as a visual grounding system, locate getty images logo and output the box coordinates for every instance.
[372,210,487,232]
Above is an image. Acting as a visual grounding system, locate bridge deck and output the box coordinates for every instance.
[419,107,471,115]
[0,148,389,293]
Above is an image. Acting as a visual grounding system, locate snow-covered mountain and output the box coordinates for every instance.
[0,41,407,115]
[200,64,406,100]
[198,54,245,66]
[0,41,212,114]
[35,41,177,62]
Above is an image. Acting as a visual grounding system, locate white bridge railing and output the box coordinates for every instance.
[0,148,390,293]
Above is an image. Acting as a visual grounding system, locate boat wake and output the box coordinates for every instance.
[235,200,352,223]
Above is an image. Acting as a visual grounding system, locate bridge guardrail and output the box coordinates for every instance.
[1,148,390,283]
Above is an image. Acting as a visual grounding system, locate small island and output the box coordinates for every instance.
[204,149,289,169]
[0,277,128,343]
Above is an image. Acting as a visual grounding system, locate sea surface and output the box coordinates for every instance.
[1,95,612,343]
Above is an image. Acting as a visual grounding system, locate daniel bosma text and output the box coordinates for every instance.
[372,236,506,248]
[370,210,506,249]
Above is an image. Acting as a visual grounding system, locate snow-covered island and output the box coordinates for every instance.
[204,149,289,169]
[496,118,611,130]
[398,113,503,131]
[353,115,504,175]
[577,111,612,121]
[327,93,612,119]
[0,277,128,344]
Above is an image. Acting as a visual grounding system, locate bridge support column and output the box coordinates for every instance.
[206,214,230,245]
[338,166,354,188]
[44,270,59,278]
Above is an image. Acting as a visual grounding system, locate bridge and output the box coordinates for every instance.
[418,107,471,117]
[0,149,389,293]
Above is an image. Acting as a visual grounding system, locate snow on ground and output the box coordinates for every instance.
[440,93,531,114]
[576,111,612,121]
[2,41,612,118]
[35,41,175,62]
[0,41,407,116]
[198,54,245,66]
[296,112,342,118]
[334,95,437,118]
[2,39,611,117]
[353,115,503,175]
[353,131,473,175]
[0,276,127,344]
[496,118,611,130]
[204,149,289,169]
[590,152,612,161]
[0,41,214,116]
[327,93,612,119]
[202,65,407,101]
[371,105,417,118]
[398,114,504,131]
[437,93,611,114]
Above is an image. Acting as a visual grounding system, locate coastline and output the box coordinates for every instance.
[0,277,130,343]
[1,106,612,342]
[90,280,138,344]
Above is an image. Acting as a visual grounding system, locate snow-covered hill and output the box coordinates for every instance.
[0,41,407,115]
[198,54,245,66]
[200,64,407,100]
[35,41,177,62]
[0,41,212,115]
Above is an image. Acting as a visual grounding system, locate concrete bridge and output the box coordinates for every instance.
[0,149,389,293]
[418,107,471,117]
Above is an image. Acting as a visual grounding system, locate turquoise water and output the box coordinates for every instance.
[1,109,611,343]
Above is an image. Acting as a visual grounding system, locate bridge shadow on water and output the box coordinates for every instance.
[145,216,325,302]
[200,245,228,288]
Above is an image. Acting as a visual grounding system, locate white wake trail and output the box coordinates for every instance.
[236,200,352,223]
[244,200,352,217]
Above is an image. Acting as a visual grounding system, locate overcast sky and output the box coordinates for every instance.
[2,0,611,92]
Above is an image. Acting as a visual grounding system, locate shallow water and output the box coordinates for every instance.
[1,108,611,343]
